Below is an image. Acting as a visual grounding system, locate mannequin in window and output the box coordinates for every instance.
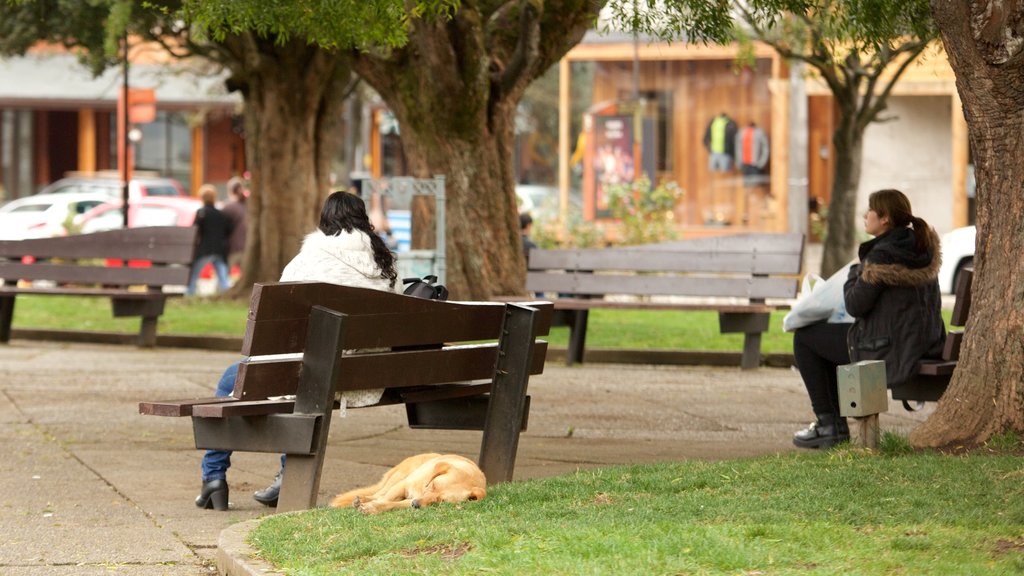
[735,122,770,187]
[702,113,737,172]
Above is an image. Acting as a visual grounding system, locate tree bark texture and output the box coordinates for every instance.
[221,36,349,295]
[820,112,864,277]
[911,0,1024,447]
[353,0,604,299]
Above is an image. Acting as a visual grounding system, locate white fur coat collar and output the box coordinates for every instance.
[279,229,394,292]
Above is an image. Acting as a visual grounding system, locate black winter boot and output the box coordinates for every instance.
[793,413,850,449]
[253,469,283,507]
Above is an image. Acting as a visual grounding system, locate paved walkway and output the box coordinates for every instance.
[0,340,934,575]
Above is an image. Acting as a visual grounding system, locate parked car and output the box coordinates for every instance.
[515,184,582,222]
[37,172,187,199]
[74,196,203,234]
[0,192,112,241]
[938,225,976,294]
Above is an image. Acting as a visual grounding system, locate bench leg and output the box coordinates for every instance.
[0,295,13,343]
[276,305,347,513]
[853,414,880,449]
[277,454,324,514]
[138,317,158,348]
[479,304,538,484]
[565,309,589,366]
[719,312,770,370]
[740,333,762,370]
[112,298,165,347]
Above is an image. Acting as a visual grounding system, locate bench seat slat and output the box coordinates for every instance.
[917,360,957,376]
[193,382,499,418]
[193,398,296,418]
[138,397,237,417]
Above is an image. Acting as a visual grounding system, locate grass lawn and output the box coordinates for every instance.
[11,295,955,355]
[250,440,1024,575]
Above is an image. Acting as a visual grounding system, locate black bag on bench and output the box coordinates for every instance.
[402,275,449,300]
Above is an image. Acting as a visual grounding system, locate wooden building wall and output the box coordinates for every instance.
[587,58,775,229]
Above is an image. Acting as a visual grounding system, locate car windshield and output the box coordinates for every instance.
[142,185,181,197]
[8,204,51,213]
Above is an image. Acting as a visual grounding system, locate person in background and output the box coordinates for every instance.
[791,189,945,449]
[195,190,399,510]
[221,177,248,279]
[520,212,537,264]
[186,184,233,296]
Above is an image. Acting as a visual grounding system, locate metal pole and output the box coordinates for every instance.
[122,31,130,228]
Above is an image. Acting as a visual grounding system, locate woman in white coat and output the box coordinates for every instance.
[195,191,398,510]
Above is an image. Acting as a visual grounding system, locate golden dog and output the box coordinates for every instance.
[330,453,486,514]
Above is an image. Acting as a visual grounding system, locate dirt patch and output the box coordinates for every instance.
[400,541,473,560]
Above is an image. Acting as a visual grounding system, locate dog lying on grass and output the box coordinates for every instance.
[330,453,487,514]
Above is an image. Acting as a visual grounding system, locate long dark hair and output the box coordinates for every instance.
[318,191,397,288]
[868,189,931,252]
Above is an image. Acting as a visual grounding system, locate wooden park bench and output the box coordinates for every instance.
[139,281,553,513]
[890,266,973,409]
[506,233,804,369]
[0,226,196,347]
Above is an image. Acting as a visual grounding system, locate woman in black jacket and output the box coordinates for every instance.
[792,189,946,448]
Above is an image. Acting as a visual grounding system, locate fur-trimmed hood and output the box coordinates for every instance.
[859,225,941,288]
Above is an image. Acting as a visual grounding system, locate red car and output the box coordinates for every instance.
[74,196,203,234]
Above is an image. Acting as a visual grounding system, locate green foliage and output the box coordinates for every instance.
[985,431,1022,452]
[605,176,684,246]
[250,452,1024,574]
[178,0,458,49]
[878,431,914,455]
[531,214,607,249]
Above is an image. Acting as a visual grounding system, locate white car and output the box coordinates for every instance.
[0,192,111,241]
[938,225,975,294]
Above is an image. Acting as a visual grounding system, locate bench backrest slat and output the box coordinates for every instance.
[950,267,972,327]
[0,227,196,263]
[242,282,553,356]
[622,233,805,255]
[524,233,804,301]
[526,271,798,300]
[0,262,191,287]
[235,342,548,400]
[234,282,554,400]
[529,249,802,275]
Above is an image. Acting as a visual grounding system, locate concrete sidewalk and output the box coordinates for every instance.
[0,340,934,575]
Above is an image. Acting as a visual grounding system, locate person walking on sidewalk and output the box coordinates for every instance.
[186,184,233,296]
[221,176,248,278]
[195,190,399,510]
[791,189,945,449]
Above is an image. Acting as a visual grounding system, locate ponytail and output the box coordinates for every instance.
[909,216,930,253]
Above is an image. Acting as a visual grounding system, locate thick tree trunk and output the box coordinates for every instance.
[353,0,603,299]
[225,37,348,296]
[820,113,864,277]
[911,1,1024,448]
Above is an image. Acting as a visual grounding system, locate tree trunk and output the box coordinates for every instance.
[910,1,1024,447]
[820,112,864,277]
[224,37,349,296]
[353,1,603,299]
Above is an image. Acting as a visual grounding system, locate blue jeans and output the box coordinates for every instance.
[187,254,231,295]
[200,362,286,482]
